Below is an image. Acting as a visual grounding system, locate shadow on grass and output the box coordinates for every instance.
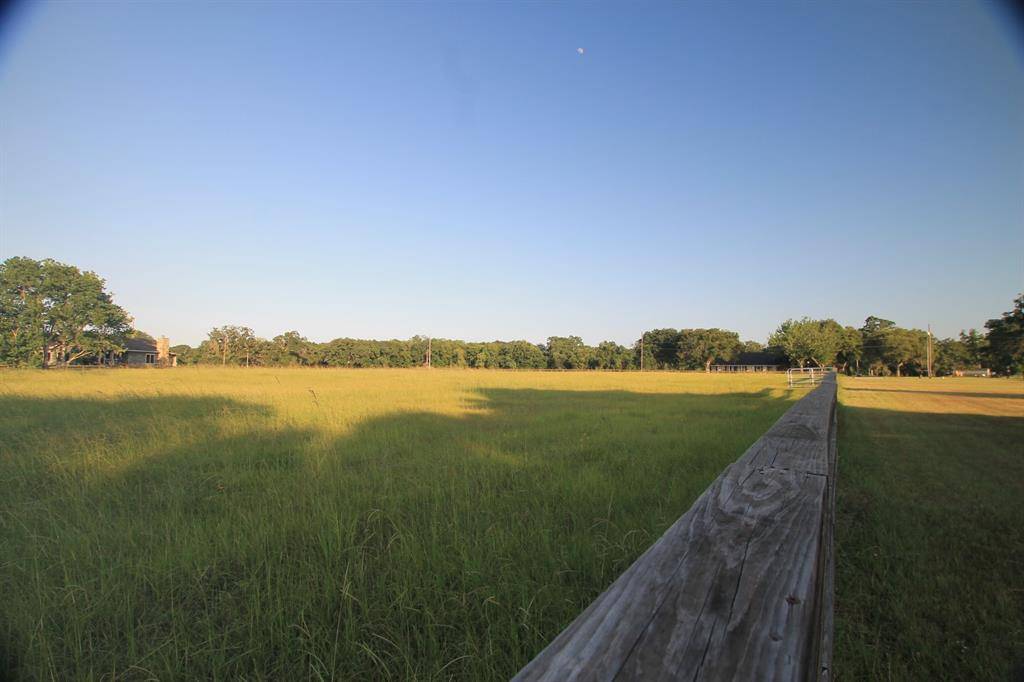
[0,386,794,680]
[835,403,1024,681]
[0,393,274,452]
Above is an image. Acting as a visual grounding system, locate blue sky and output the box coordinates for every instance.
[2,1,1022,346]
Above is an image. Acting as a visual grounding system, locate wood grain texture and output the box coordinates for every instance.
[514,375,837,682]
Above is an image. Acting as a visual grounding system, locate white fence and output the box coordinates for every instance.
[787,366,836,387]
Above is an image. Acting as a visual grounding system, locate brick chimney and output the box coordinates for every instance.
[157,336,170,365]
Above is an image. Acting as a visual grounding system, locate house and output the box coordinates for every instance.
[952,368,991,377]
[97,336,177,367]
[709,350,788,372]
[734,350,788,366]
[43,335,178,367]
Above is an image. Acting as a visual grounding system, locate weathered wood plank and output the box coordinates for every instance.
[813,396,838,681]
[514,374,837,682]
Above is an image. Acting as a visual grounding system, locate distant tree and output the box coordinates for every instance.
[879,327,928,377]
[427,338,467,368]
[639,328,681,369]
[984,294,1024,375]
[247,338,276,366]
[770,319,809,367]
[677,328,742,372]
[769,318,842,368]
[467,343,491,368]
[378,339,412,367]
[929,329,988,375]
[499,340,546,369]
[633,334,653,370]
[934,337,970,376]
[836,326,863,374]
[814,320,846,368]
[271,331,317,365]
[741,340,764,353]
[862,316,896,334]
[487,342,510,368]
[204,325,257,366]
[322,338,371,367]
[0,257,132,367]
[853,317,931,376]
[593,340,632,369]
[545,336,590,369]
[469,342,488,369]
[860,316,898,373]
[958,329,988,368]
[169,344,199,365]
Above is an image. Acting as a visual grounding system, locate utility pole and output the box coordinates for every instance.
[927,324,933,378]
[426,336,432,368]
[640,334,644,372]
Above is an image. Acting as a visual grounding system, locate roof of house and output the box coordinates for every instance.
[733,351,787,365]
[716,350,786,366]
[124,338,158,353]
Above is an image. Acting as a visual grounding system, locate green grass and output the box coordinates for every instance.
[8,370,1018,680]
[0,368,798,680]
[835,377,1024,681]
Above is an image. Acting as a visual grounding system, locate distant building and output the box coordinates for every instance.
[952,368,990,377]
[708,350,788,373]
[734,351,788,366]
[97,336,177,366]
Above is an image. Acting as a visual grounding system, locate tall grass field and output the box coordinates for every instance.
[5,370,1020,680]
[1,368,799,680]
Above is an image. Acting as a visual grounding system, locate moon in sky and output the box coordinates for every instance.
[577,47,585,55]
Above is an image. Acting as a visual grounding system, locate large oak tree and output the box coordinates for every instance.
[0,257,131,367]
[677,328,742,372]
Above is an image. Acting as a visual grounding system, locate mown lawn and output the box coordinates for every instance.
[835,377,1024,681]
[0,368,798,680]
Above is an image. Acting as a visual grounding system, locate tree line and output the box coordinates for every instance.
[171,327,753,371]
[3,257,1022,375]
[765,315,1014,377]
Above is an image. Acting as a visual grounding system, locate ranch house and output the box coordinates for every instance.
[98,336,177,367]
[709,350,787,372]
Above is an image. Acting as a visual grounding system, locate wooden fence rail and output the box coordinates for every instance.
[514,373,838,681]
